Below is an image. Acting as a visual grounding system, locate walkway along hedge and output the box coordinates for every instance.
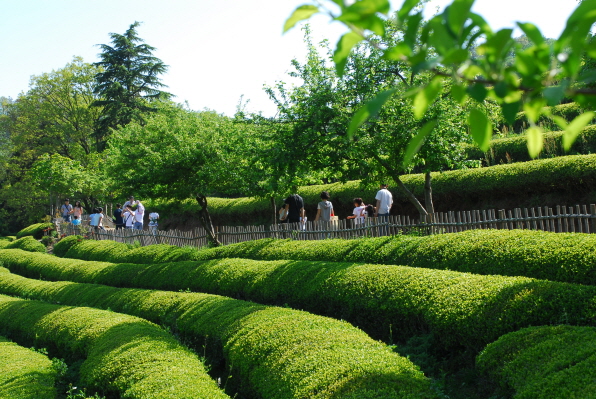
[0,335,57,399]
[0,264,436,399]
[146,153,596,223]
[4,249,596,352]
[57,229,596,285]
[477,325,596,399]
[0,290,229,399]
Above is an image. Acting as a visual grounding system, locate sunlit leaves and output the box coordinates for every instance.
[283,5,320,33]
[413,77,443,119]
[517,22,544,46]
[563,112,596,151]
[403,120,437,168]
[468,109,493,151]
[526,126,543,158]
[334,31,364,76]
[445,0,474,37]
[348,88,398,136]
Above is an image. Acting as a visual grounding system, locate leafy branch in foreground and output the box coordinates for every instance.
[285,0,596,162]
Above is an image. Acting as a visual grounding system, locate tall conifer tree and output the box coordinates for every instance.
[92,21,171,150]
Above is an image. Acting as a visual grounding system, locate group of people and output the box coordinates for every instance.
[279,183,394,229]
[60,196,160,232]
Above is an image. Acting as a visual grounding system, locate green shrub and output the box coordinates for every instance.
[0,335,57,399]
[477,325,596,399]
[0,236,46,253]
[510,102,586,133]
[59,229,596,285]
[53,235,84,257]
[464,125,596,165]
[0,265,436,399]
[0,291,228,399]
[148,154,596,222]
[16,223,55,240]
[4,249,596,352]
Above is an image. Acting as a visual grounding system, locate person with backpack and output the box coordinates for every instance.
[282,194,305,224]
[122,206,135,229]
[61,199,73,223]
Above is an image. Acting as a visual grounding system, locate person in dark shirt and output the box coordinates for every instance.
[283,194,305,224]
[113,203,124,230]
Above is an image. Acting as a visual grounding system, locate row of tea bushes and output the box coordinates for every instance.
[4,249,596,352]
[0,290,228,399]
[0,335,57,399]
[0,236,46,253]
[0,264,436,399]
[464,125,596,165]
[146,154,596,223]
[16,223,54,240]
[56,229,596,285]
[477,325,596,399]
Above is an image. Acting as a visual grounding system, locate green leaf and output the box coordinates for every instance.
[523,98,546,123]
[467,83,488,102]
[451,84,467,104]
[543,85,566,106]
[526,126,543,158]
[562,112,595,151]
[283,5,319,33]
[333,31,364,77]
[442,48,469,64]
[516,22,544,46]
[446,0,475,37]
[348,88,398,137]
[501,101,520,126]
[384,42,412,60]
[398,0,422,20]
[468,109,493,151]
[403,120,437,168]
[413,77,443,119]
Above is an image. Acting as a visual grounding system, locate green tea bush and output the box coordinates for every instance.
[149,154,596,222]
[0,266,436,399]
[0,236,46,253]
[4,249,596,352]
[511,102,586,133]
[0,291,228,399]
[464,125,596,165]
[60,229,596,285]
[0,335,57,399]
[477,325,596,399]
[53,235,84,257]
[16,223,55,239]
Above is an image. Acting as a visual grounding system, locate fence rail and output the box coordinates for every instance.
[56,203,596,248]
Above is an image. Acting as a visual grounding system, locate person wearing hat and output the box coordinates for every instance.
[375,183,393,236]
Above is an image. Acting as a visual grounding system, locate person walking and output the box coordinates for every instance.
[375,183,393,235]
[314,191,334,222]
[113,204,124,230]
[61,199,73,223]
[133,199,145,230]
[282,194,305,224]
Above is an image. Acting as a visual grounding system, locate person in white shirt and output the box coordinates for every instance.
[375,183,393,235]
[123,206,135,229]
[133,200,145,230]
[148,211,159,233]
[347,198,366,225]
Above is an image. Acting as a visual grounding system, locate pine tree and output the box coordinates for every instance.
[92,21,171,150]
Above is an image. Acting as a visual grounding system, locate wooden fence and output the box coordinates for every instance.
[56,203,596,248]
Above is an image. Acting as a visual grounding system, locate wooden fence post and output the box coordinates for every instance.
[498,210,505,229]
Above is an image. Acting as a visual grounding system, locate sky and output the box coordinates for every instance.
[0,0,581,117]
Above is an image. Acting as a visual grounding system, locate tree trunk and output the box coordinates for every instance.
[424,171,435,218]
[195,194,221,247]
[391,174,429,218]
[271,196,277,225]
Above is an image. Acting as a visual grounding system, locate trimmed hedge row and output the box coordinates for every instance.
[0,236,46,253]
[0,264,437,399]
[147,154,596,223]
[58,229,596,285]
[0,288,228,399]
[464,125,596,165]
[510,102,586,133]
[0,335,57,399]
[16,223,54,239]
[4,249,596,352]
[477,325,596,399]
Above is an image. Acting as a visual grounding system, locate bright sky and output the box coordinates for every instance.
[0,0,581,117]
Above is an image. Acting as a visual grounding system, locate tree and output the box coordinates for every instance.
[93,21,171,150]
[266,26,474,217]
[285,0,596,162]
[105,102,262,246]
